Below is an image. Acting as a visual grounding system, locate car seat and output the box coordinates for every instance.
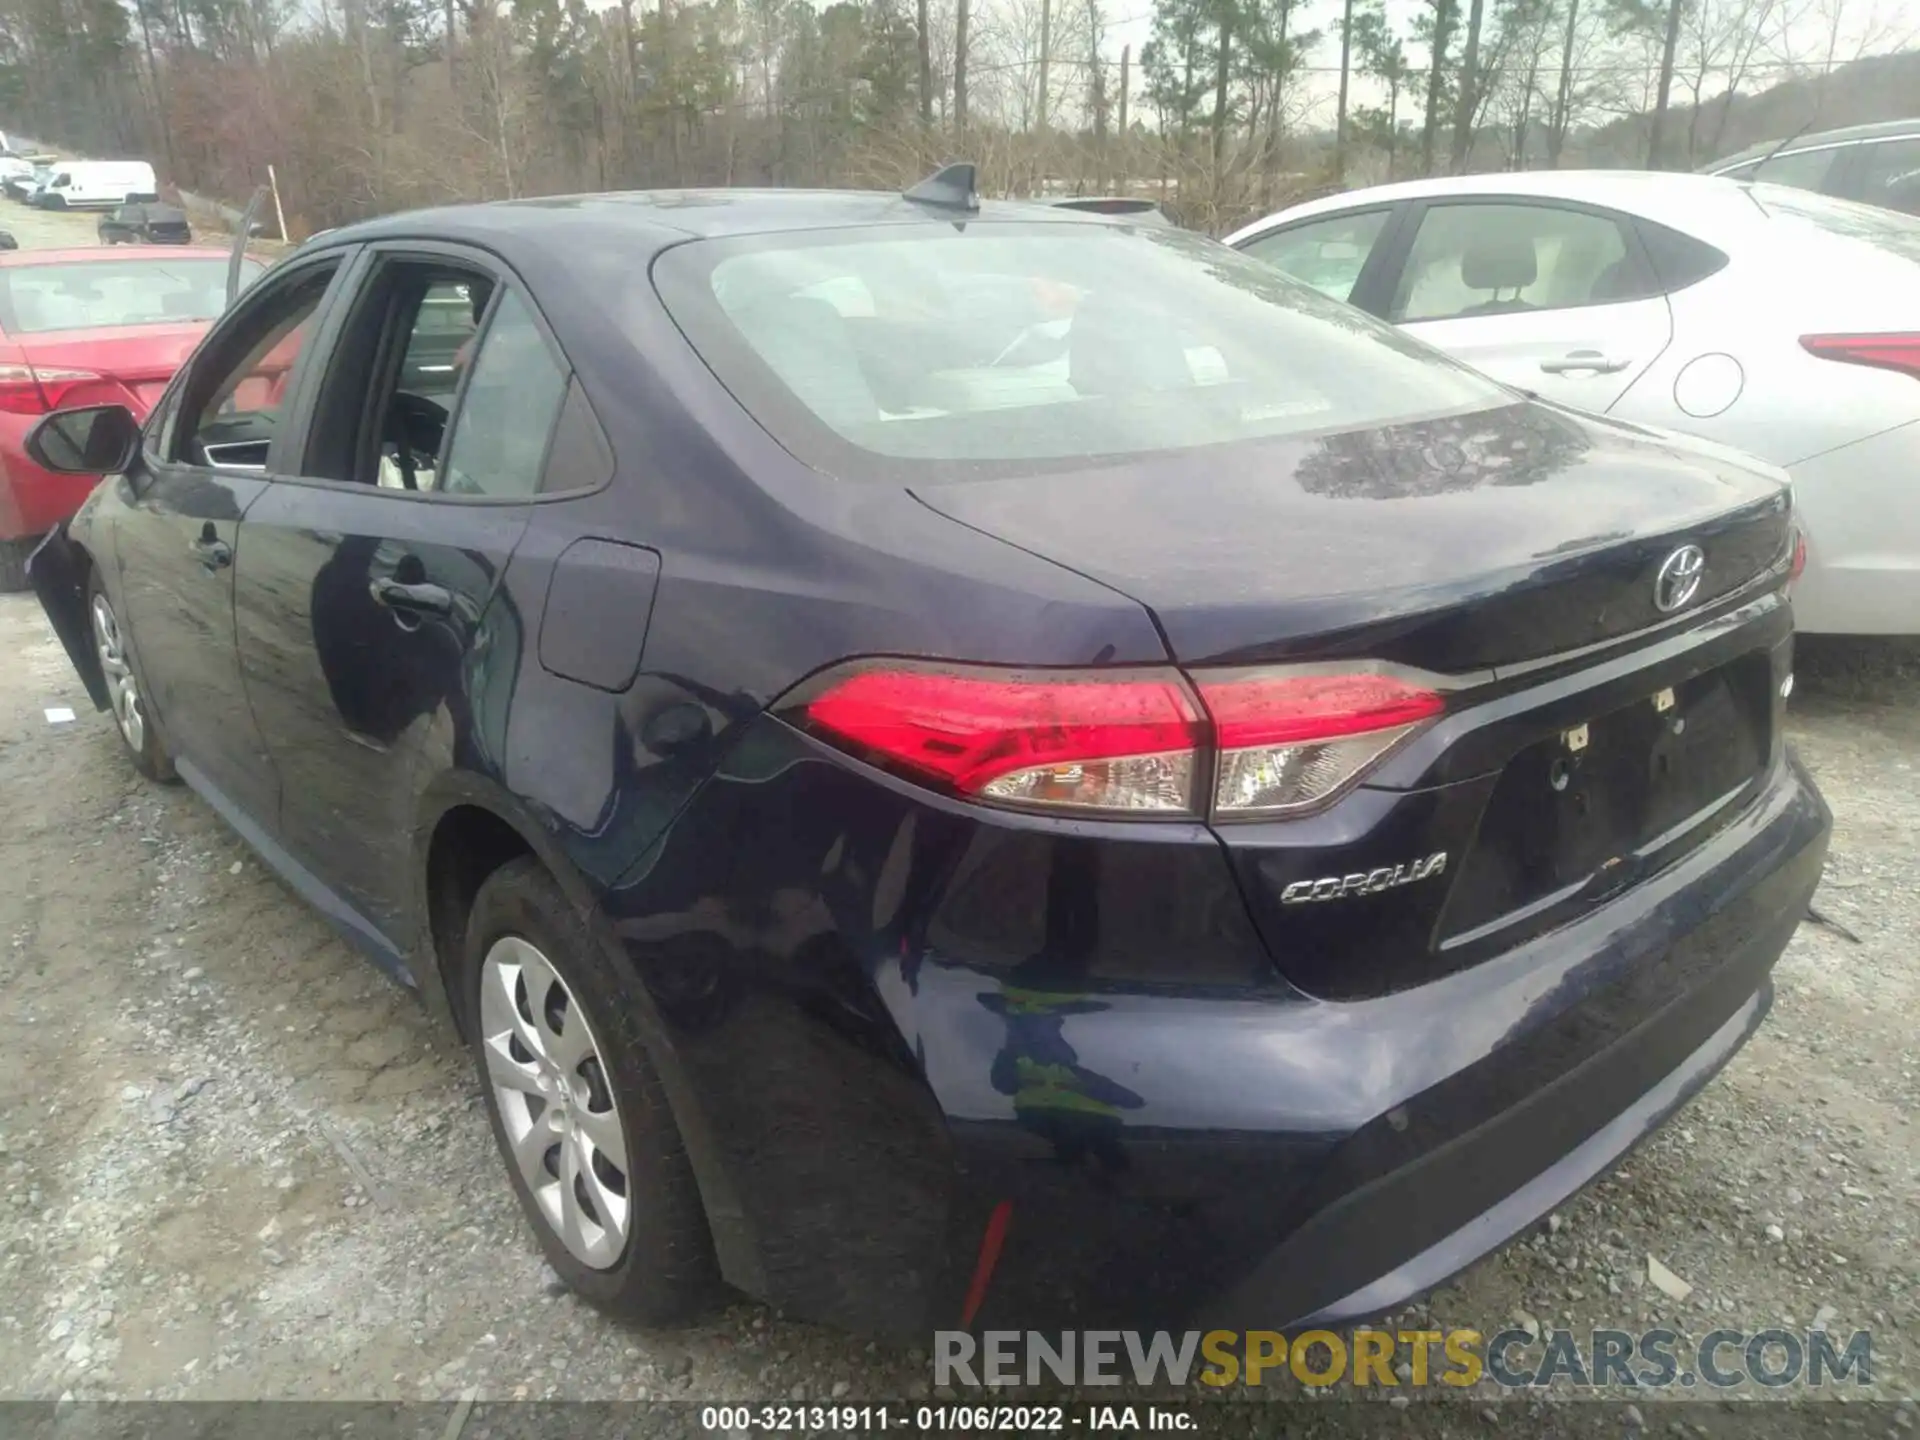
[1456,234,1539,315]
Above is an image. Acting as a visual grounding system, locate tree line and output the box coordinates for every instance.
[0,0,1904,235]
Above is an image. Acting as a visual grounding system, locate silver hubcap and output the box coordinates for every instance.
[91,594,144,754]
[479,937,631,1269]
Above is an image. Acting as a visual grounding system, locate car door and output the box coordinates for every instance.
[1377,198,1674,412]
[1848,136,1920,216]
[113,251,352,828]
[233,246,566,948]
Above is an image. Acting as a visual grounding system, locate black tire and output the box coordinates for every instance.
[85,569,177,783]
[463,857,718,1322]
[0,535,32,593]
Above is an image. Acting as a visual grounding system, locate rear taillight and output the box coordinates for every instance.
[1197,670,1446,816]
[1800,333,1920,381]
[794,662,1444,819]
[800,666,1203,813]
[0,362,103,416]
[1788,527,1808,588]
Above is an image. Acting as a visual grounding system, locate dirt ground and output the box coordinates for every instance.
[4,588,1917,1416]
[0,200,1915,1425]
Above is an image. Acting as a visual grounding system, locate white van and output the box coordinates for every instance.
[36,160,158,210]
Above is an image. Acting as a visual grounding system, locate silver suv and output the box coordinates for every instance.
[1702,118,1920,216]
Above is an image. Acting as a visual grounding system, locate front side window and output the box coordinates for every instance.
[1391,203,1652,323]
[1238,210,1392,303]
[181,263,337,471]
[0,257,264,335]
[652,223,1507,481]
[1745,145,1841,193]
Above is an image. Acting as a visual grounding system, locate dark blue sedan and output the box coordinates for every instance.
[23,170,1828,1334]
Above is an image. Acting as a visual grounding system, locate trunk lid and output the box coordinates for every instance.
[914,398,1795,1000]
[14,324,209,416]
[910,400,1792,672]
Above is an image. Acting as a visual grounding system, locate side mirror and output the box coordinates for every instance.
[26,405,142,476]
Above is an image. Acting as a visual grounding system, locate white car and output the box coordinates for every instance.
[1227,171,1920,634]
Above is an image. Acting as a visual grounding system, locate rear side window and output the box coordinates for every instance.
[652,223,1508,482]
[1744,146,1841,193]
[440,290,568,499]
[1390,203,1654,322]
[1635,219,1729,293]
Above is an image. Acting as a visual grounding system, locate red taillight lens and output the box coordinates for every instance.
[796,662,1447,818]
[1197,670,1445,816]
[0,362,103,416]
[800,665,1204,813]
[1789,527,1808,586]
[1800,333,1920,381]
[0,362,48,415]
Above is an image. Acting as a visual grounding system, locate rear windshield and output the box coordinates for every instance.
[652,223,1509,481]
[0,257,261,335]
[1750,184,1920,264]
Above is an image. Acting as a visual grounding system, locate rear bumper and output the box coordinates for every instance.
[606,714,1827,1335]
[1787,419,1920,634]
[950,749,1826,1330]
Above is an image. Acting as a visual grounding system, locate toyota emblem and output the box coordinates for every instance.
[1654,544,1706,613]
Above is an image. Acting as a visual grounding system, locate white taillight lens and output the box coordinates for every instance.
[798,664,1204,814]
[1197,670,1446,818]
[978,751,1197,812]
[1213,725,1424,814]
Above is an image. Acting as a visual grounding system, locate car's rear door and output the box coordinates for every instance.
[114,249,353,828]
[232,243,568,951]
[1373,197,1675,413]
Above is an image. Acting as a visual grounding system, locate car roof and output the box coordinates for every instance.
[0,245,234,268]
[303,187,1125,261]
[1225,170,1765,245]
[1707,117,1920,170]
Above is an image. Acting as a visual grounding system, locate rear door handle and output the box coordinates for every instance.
[370,577,454,614]
[191,534,232,569]
[1540,350,1631,375]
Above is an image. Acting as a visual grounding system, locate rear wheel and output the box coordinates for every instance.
[0,535,33,593]
[464,858,717,1321]
[87,571,175,782]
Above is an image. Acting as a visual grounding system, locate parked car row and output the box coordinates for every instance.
[0,156,159,211]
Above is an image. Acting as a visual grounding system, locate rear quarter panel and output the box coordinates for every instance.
[1609,234,1920,466]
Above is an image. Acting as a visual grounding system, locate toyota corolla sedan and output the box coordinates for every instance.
[1227,171,1920,635]
[24,171,1828,1334]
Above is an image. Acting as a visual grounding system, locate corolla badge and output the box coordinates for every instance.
[1280,852,1448,905]
[1654,544,1706,613]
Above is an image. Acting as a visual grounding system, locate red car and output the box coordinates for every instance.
[0,246,264,589]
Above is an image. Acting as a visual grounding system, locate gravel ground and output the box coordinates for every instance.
[3,596,1916,1421]
[0,202,1915,1428]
